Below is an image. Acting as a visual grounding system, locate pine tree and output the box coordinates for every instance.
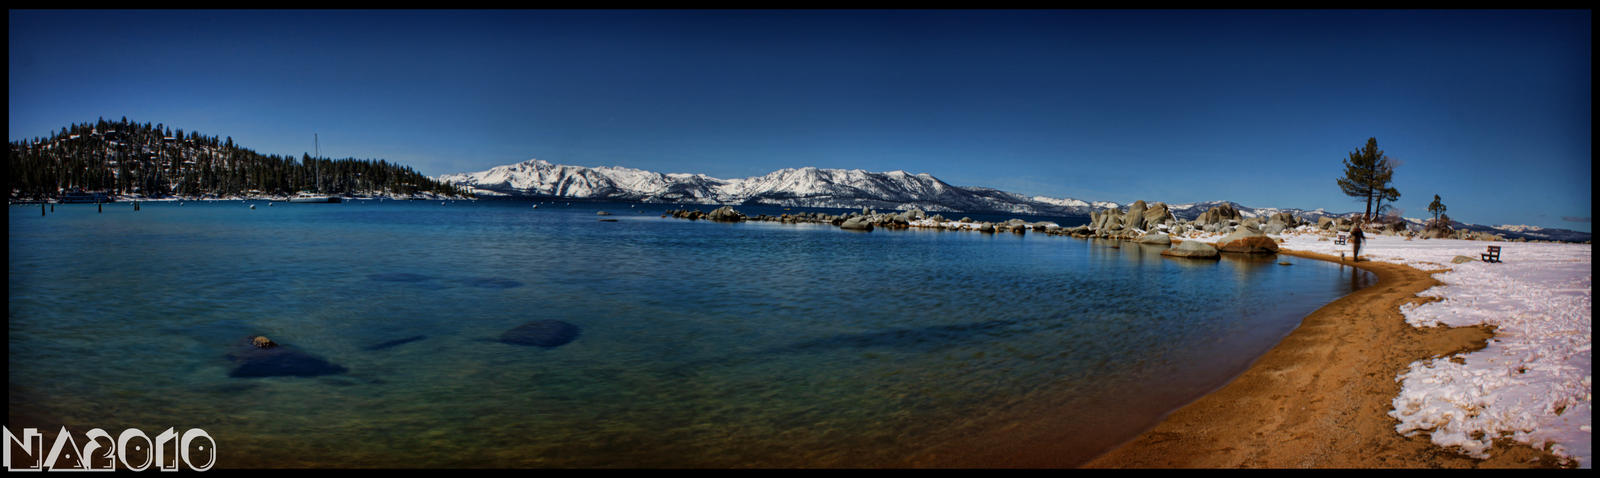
[1427,194,1447,228]
[1336,137,1400,221]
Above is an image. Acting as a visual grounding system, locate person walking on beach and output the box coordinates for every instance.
[1350,219,1366,261]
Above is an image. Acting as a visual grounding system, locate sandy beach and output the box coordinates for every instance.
[1082,242,1581,468]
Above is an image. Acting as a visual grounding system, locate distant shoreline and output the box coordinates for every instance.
[7,193,469,205]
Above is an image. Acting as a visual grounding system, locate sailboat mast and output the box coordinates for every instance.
[313,133,320,192]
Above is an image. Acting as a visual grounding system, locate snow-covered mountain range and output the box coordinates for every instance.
[436,159,1123,215]
[437,159,1590,242]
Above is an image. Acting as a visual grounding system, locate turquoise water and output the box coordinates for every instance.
[9,200,1373,468]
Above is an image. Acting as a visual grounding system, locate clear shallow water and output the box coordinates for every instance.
[9,200,1373,468]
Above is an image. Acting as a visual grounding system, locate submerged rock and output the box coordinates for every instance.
[368,272,433,282]
[364,335,427,351]
[499,320,582,348]
[459,277,524,289]
[227,337,348,378]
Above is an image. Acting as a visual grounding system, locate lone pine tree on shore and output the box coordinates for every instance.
[1428,194,1448,228]
[1336,137,1401,221]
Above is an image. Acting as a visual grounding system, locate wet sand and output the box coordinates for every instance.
[1080,249,1570,468]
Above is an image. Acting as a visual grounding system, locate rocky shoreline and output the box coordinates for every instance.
[662,199,1564,254]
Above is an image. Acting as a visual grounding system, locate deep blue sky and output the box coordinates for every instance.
[10,10,1591,230]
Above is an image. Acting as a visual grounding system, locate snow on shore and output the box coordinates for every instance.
[1275,231,1591,468]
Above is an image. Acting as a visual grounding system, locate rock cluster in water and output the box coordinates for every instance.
[662,199,1516,253]
[664,206,1065,235]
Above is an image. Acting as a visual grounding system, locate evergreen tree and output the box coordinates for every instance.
[1427,194,1447,228]
[1336,137,1400,221]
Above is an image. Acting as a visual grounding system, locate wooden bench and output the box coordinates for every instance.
[1334,233,1347,245]
[1482,245,1502,263]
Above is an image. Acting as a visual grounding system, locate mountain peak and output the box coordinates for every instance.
[438,160,1107,216]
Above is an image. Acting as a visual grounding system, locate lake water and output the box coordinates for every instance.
[8,199,1373,468]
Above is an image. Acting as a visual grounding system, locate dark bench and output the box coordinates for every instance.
[1482,245,1502,263]
[1334,233,1347,245]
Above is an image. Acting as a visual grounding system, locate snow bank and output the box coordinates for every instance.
[1275,231,1591,468]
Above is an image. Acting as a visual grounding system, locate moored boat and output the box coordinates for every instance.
[288,192,341,203]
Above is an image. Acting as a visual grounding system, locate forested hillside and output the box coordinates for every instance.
[8,117,468,200]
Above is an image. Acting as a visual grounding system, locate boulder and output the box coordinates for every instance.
[904,208,927,221]
[1143,202,1174,228]
[1266,212,1299,228]
[1161,240,1220,259]
[499,320,582,348]
[1091,207,1124,233]
[1215,225,1281,254]
[1317,217,1335,230]
[1137,232,1172,245]
[840,216,875,231]
[707,206,746,222]
[1196,204,1242,226]
[1095,208,1125,233]
[251,336,276,349]
[1123,200,1148,231]
[1421,225,1453,239]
